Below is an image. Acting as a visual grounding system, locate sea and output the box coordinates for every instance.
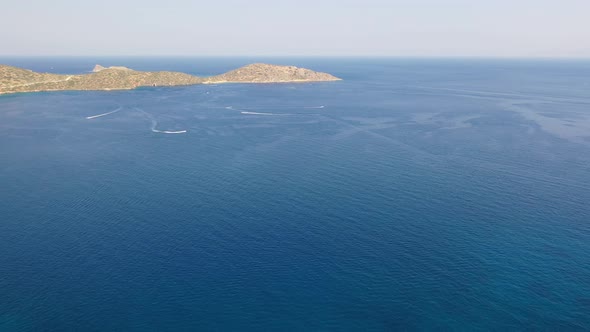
[0,57,589,331]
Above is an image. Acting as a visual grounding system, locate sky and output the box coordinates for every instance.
[1,0,590,57]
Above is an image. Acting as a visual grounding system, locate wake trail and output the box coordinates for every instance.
[227,105,325,110]
[134,107,188,134]
[227,106,281,115]
[152,129,188,134]
[86,107,122,119]
[241,111,278,115]
[228,105,325,116]
[410,86,590,105]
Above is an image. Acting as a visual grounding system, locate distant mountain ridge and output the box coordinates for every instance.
[0,63,341,94]
[92,64,132,72]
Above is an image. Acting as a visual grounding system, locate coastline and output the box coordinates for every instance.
[0,63,341,95]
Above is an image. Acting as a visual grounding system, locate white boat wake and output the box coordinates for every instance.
[241,111,277,115]
[227,105,324,111]
[152,129,188,134]
[135,107,188,134]
[86,107,122,119]
[227,105,325,116]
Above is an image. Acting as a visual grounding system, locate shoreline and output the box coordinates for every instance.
[0,63,342,95]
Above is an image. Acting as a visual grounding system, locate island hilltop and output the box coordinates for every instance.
[0,63,341,94]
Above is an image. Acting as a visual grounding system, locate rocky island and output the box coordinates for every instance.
[0,63,341,95]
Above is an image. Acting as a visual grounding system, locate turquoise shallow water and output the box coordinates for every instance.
[1,58,589,330]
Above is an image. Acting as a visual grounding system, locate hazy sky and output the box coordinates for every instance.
[2,0,590,57]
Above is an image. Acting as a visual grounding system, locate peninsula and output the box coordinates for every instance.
[0,63,341,95]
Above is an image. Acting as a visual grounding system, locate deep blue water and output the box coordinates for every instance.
[1,57,590,331]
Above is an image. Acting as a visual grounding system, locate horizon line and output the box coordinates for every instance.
[2,55,590,60]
